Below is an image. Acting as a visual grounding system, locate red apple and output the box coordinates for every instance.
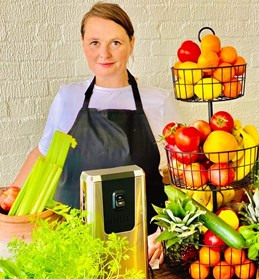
[203,230,226,252]
[190,119,211,143]
[0,186,20,212]
[170,144,199,165]
[208,163,235,187]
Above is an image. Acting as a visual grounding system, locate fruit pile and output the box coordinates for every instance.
[163,110,259,206]
[173,29,246,100]
[152,185,259,279]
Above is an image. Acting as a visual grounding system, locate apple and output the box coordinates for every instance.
[0,186,20,212]
[182,162,208,188]
[216,207,239,229]
[203,230,226,252]
[190,119,211,143]
[170,144,199,165]
[208,162,235,187]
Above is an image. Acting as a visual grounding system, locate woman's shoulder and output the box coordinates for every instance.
[138,82,171,104]
[58,79,92,96]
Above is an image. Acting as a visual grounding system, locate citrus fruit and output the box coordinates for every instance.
[233,56,246,76]
[222,78,242,98]
[201,34,221,53]
[203,130,239,163]
[194,77,223,100]
[212,261,235,279]
[234,259,256,279]
[174,79,194,99]
[224,247,246,266]
[197,51,220,73]
[213,62,235,82]
[178,61,203,84]
[189,260,210,279]
[216,208,240,229]
[199,246,221,267]
[219,46,238,63]
[173,60,182,77]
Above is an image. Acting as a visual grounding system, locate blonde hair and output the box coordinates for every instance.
[80,2,134,41]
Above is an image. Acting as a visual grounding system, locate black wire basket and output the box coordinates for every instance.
[172,27,247,102]
[165,145,259,190]
[164,242,257,279]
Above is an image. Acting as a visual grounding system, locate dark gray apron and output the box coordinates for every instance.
[55,70,166,233]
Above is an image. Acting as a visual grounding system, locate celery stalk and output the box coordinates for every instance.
[30,164,61,214]
[8,157,43,216]
[15,159,51,216]
[33,165,62,214]
[10,130,77,216]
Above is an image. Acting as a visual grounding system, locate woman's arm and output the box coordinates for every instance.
[12,147,43,188]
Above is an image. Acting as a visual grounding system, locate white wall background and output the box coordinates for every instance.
[1,0,259,185]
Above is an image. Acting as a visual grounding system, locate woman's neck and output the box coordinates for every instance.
[95,73,129,88]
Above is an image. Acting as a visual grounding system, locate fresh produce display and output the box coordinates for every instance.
[163,111,259,198]
[172,29,247,101]
[153,185,257,279]
[7,130,77,216]
[164,27,258,279]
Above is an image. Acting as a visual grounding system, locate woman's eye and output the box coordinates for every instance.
[112,41,121,46]
[90,41,99,46]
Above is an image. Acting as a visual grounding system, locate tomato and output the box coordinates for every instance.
[203,230,226,252]
[175,126,201,152]
[162,122,184,145]
[190,120,211,143]
[0,186,20,212]
[182,162,208,188]
[177,40,201,63]
[170,144,199,165]
[208,163,235,187]
[209,111,234,132]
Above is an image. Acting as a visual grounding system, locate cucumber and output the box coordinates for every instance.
[164,185,246,249]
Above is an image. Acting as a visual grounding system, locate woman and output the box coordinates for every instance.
[11,2,180,265]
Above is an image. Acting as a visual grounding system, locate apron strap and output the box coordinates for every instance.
[83,70,144,112]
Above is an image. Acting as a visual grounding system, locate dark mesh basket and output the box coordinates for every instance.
[165,145,259,190]
[164,242,257,279]
[172,64,246,102]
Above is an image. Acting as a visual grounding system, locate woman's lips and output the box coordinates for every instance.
[99,62,114,68]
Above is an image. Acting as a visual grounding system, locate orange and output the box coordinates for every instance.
[234,259,256,279]
[189,260,210,279]
[233,56,246,76]
[201,34,221,53]
[199,246,221,267]
[197,51,219,74]
[212,261,235,279]
[173,60,182,77]
[224,247,246,266]
[222,78,242,98]
[219,46,238,64]
[213,62,235,82]
[203,130,239,163]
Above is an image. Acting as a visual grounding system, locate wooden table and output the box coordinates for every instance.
[149,263,189,278]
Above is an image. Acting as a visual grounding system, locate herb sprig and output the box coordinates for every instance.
[0,204,145,279]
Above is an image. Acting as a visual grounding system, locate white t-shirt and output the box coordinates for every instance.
[38,78,181,171]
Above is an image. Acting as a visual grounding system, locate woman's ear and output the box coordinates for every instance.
[130,36,135,55]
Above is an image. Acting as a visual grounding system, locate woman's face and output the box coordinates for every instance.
[82,16,135,87]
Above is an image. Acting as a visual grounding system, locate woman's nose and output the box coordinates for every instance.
[99,45,111,58]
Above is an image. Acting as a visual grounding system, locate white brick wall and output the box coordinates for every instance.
[1,0,259,185]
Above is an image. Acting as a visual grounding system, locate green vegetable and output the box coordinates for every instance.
[8,130,77,216]
[164,185,246,249]
[0,204,145,279]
